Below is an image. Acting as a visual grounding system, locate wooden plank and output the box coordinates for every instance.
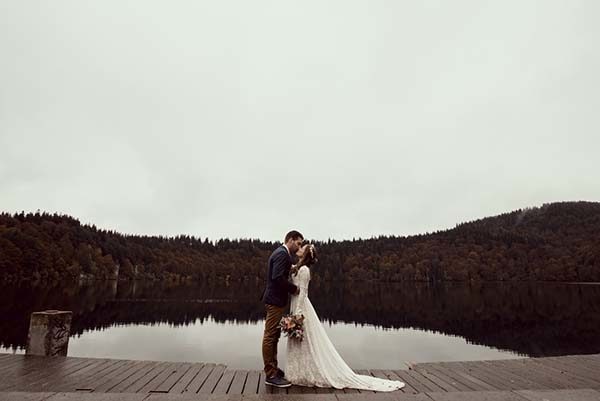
[577,355,600,368]
[560,355,600,374]
[55,358,124,391]
[427,363,497,391]
[0,355,30,374]
[54,359,124,391]
[167,363,204,394]
[126,362,174,393]
[458,361,531,390]
[0,391,57,401]
[564,354,600,366]
[524,358,598,388]
[228,370,247,394]
[557,355,600,373]
[138,362,184,393]
[257,372,267,394]
[0,355,58,380]
[0,354,25,362]
[491,359,573,389]
[91,360,148,392]
[242,370,259,394]
[109,361,164,393]
[37,360,105,391]
[485,359,559,389]
[197,364,226,394]
[427,390,532,400]
[393,369,431,393]
[139,362,185,393]
[212,368,235,394]
[75,359,133,391]
[538,357,600,386]
[412,366,463,392]
[461,361,532,390]
[184,364,215,393]
[413,365,473,391]
[516,388,600,401]
[548,356,600,382]
[11,357,88,391]
[411,367,452,392]
[438,362,512,391]
[43,393,148,401]
[487,359,570,390]
[405,369,447,392]
[18,357,99,392]
[36,358,115,392]
[152,363,193,393]
[0,357,69,390]
[3,354,598,397]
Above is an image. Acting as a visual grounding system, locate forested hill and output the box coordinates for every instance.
[0,201,599,283]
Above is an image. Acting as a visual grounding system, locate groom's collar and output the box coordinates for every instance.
[282,244,290,255]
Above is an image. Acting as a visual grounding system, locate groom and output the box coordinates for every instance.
[261,230,304,388]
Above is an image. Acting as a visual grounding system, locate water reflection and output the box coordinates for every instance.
[1,280,599,368]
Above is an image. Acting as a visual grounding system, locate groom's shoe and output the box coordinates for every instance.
[265,375,292,388]
[276,368,285,378]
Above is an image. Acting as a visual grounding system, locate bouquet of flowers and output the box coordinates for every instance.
[279,313,305,341]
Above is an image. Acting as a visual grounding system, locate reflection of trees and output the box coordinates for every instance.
[311,281,600,357]
[2,281,600,357]
[0,281,118,351]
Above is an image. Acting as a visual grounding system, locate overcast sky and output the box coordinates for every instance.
[1,1,598,241]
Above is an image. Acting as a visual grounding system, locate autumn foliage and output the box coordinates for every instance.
[0,201,598,283]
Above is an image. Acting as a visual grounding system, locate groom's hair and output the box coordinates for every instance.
[284,230,304,243]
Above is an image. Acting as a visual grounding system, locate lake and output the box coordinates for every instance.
[1,280,599,369]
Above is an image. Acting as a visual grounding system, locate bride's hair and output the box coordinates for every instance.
[291,242,318,276]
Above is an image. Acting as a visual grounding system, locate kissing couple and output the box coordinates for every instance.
[260,230,405,391]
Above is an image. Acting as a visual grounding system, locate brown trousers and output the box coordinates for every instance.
[262,303,286,378]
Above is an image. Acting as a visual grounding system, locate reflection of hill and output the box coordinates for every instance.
[2,281,600,357]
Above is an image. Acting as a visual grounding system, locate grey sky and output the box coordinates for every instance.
[1,1,599,241]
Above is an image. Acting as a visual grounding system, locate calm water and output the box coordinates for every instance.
[1,280,599,369]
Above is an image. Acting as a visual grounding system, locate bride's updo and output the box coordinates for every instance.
[291,243,318,276]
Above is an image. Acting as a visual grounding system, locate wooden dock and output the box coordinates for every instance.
[0,353,599,400]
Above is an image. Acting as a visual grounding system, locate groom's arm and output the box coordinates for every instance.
[271,251,298,294]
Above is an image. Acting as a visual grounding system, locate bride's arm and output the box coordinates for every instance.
[295,266,310,313]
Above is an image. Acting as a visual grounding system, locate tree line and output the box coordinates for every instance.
[0,201,598,283]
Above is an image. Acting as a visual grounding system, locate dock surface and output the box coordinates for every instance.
[1,353,599,400]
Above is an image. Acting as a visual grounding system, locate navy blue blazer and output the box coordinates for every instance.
[261,245,298,307]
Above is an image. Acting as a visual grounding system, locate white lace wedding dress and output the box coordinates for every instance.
[285,265,405,391]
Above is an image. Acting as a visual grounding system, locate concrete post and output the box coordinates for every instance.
[26,310,72,356]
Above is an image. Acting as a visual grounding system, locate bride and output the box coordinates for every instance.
[285,244,405,391]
